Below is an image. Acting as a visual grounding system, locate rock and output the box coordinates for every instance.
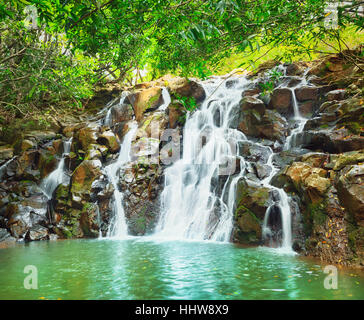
[38,150,58,179]
[126,87,163,121]
[327,150,364,171]
[21,140,36,152]
[298,152,330,168]
[285,63,305,76]
[52,139,64,155]
[5,195,48,239]
[157,75,206,103]
[74,124,100,151]
[235,178,271,220]
[168,102,184,129]
[107,103,133,127]
[336,164,364,226]
[234,208,262,244]
[131,137,160,162]
[242,88,261,97]
[327,89,346,101]
[119,163,163,235]
[80,203,100,237]
[136,111,168,139]
[97,130,120,153]
[268,88,293,117]
[281,162,330,203]
[0,228,15,243]
[238,141,271,163]
[25,131,57,143]
[240,96,266,116]
[26,225,49,241]
[0,146,14,161]
[13,150,41,181]
[71,160,102,197]
[294,86,319,102]
[238,108,289,143]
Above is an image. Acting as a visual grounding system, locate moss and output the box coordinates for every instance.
[348,227,364,254]
[303,201,327,236]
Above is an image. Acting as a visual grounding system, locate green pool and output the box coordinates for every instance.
[0,238,363,300]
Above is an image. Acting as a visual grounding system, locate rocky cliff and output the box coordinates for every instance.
[0,49,363,268]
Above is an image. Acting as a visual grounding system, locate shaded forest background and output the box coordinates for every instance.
[0,0,363,138]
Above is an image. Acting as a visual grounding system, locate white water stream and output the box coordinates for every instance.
[40,138,72,199]
[105,122,138,238]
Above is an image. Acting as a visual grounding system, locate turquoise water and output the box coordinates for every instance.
[0,238,363,300]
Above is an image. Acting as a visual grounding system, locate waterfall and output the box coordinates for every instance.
[105,122,138,238]
[40,138,72,199]
[154,77,249,241]
[158,87,172,111]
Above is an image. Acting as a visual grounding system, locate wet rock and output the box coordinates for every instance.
[157,75,206,103]
[0,228,15,243]
[119,162,163,235]
[136,111,168,139]
[126,87,163,121]
[238,108,289,143]
[80,203,100,238]
[21,140,36,152]
[25,225,49,241]
[131,137,160,162]
[235,178,271,220]
[71,160,102,198]
[107,103,133,127]
[74,124,100,152]
[327,89,346,101]
[167,102,185,129]
[240,96,266,116]
[294,86,319,102]
[25,131,57,143]
[238,141,270,163]
[268,88,293,117]
[0,146,13,161]
[336,164,364,226]
[38,149,58,179]
[97,130,120,153]
[285,63,305,76]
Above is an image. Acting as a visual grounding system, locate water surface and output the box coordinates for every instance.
[0,239,363,300]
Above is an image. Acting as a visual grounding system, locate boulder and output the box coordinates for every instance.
[240,96,266,116]
[294,86,319,102]
[336,164,364,226]
[156,75,206,103]
[268,88,293,117]
[238,108,289,143]
[97,130,120,153]
[327,89,346,101]
[0,146,13,161]
[126,87,163,121]
[235,178,271,220]
[71,160,102,197]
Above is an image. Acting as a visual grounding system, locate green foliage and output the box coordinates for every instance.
[259,68,283,95]
[0,0,363,123]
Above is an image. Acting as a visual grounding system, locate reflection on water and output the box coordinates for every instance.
[0,239,363,300]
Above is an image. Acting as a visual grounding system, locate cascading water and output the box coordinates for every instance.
[40,138,72,199]
[154,68,314,250]
[104,122,138,238]
[154,77,250,241]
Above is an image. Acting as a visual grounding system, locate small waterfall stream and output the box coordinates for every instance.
[40,138,72,199]
[104,122,138,238]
